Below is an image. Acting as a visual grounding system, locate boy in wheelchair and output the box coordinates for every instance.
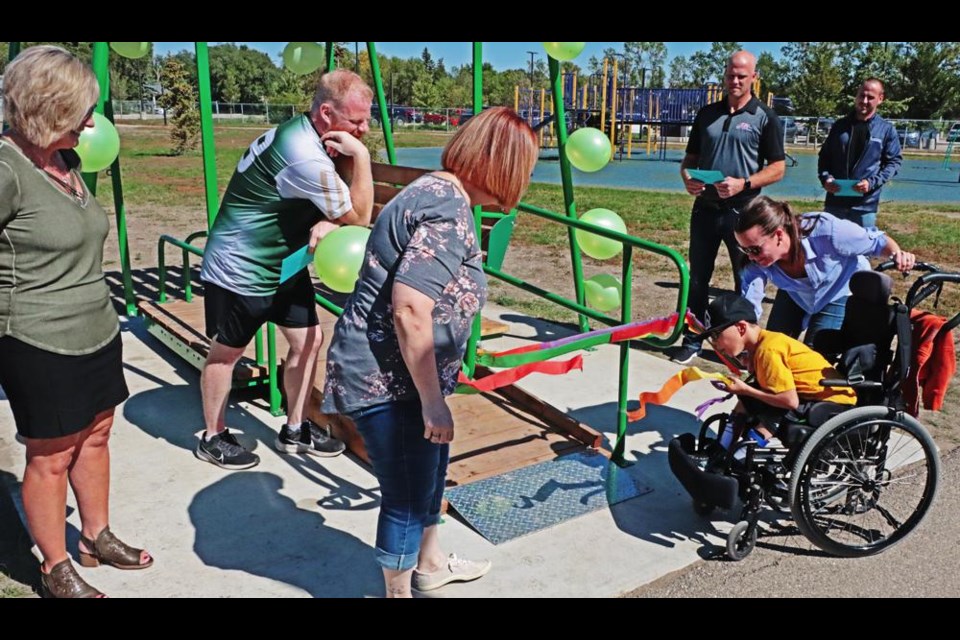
[697,293,856,461]
[670,273,941,559]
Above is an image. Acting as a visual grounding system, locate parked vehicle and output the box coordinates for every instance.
[899,128,939,149]
[782,117,798,143]
[422,112,447,126]
[370,105,422,127]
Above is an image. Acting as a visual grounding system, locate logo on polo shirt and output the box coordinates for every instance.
[736,122,754,132]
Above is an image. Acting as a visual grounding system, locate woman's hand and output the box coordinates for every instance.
[422,400,454,444]
[892,250,917,273]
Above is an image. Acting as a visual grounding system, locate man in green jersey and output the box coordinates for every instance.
[197,70,374,469]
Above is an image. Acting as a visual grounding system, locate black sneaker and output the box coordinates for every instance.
[300,420,346,458]
[668,344,700,365]
[196,430,260,470]
[275,423,305,454]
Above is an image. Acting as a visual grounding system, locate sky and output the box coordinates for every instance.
[151,42,787,71]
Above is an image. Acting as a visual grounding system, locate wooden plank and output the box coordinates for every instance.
[373,183,402,207]
[371,162,429,186]
[480,317,509,339]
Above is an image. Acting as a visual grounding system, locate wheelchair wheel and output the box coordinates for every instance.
[726,520,757,560]
[788,406,939,558]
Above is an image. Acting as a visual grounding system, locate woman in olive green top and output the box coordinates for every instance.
[0,46,153,598]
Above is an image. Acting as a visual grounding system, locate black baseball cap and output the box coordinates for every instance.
[695,294,758,341]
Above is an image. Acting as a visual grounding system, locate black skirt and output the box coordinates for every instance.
[0,332,129,439]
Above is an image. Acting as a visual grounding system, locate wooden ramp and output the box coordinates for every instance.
[138,297,603,492]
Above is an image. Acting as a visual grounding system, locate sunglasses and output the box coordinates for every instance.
[736,232,774,256]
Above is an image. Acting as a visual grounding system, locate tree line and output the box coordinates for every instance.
[3,41,958,122]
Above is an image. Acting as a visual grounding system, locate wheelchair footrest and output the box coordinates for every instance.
[668,434,740,511]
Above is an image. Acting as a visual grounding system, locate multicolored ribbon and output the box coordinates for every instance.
[455,311,698,394]
[626,367,735,422]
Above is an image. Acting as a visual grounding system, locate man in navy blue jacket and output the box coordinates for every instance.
[818,78,902,230]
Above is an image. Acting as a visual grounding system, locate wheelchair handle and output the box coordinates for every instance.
[821,378,883,390]
[875,260,940,274]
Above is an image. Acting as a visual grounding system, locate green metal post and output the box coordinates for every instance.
[195,43,219,230]
[368,42,396,165]
[463,42,483,379]
[103,95,137,316]
[267,323,283,416]
[325,42,336,72]
[548,56,589,333]
[613,244,634,465]
[84,43,110,196]
[254,329,264,365]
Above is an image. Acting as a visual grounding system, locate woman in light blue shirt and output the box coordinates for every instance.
[735,196,915,345]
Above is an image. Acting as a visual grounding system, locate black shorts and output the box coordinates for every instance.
[203,273,319,348]
[0,332,129,439]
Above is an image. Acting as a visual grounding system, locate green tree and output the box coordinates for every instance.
[781,42,845,116]
[208,43,280,104]
[157,57,200,155]
[624,42,667,87]
[898,42,960,119]
[756,51,788,98]
[668,55,697,88]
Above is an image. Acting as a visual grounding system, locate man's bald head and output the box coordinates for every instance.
[724,50,758,105]
[727,50,757,73]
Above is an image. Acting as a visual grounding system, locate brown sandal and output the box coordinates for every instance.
[78,526,154,570]
[41,559,106,598]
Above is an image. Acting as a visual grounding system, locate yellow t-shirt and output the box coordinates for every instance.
[753,330,856,405]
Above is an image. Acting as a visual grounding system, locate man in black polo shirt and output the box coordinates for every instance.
[670,50,785,365]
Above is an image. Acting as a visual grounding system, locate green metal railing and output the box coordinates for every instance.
[484,202,689,463]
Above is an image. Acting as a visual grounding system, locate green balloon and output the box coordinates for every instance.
[576,208,627,260]
[75,112,120,173]
[110,42,150,59]
[584,274,622,313]
[314,226,371,293]
[566,127,611,172]
[542,42,587,62]
[283,42,324,76]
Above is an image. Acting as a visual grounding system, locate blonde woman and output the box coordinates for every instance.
[322,107,538,598]
[0,46,152,598]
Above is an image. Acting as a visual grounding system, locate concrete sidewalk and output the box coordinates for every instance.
[0,303,739,598]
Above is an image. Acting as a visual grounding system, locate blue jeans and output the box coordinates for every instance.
[683,201,743,349]
[824,204,877,231]
[766,289,847,346]
[347,398,448,571]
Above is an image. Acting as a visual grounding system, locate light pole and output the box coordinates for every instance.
[526,50,539,118]
[526,50,539,88]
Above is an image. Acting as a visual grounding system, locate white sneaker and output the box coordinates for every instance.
[411,554,491,592]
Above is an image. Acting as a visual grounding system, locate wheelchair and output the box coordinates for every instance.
[669,262,960,560]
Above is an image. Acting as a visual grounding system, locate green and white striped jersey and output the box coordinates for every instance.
[201,114,352,295]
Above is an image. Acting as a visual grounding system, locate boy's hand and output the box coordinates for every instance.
[722,377,751,395]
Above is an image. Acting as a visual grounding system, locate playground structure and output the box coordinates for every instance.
[515,56,775,160]
[4,41,691,494]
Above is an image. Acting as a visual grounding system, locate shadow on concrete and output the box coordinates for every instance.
[188,471,380,597]
[567,401,730,556]
[0,470,40,596]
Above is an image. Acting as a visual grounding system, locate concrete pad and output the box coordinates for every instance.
[1,304,739,597]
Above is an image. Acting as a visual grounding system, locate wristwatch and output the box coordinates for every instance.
[743,178,752,190]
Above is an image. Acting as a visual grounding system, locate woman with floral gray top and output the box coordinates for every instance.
[322,107,537,598]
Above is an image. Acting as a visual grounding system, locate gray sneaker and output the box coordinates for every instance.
[196,430,260,470]
[411,554,492,592]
